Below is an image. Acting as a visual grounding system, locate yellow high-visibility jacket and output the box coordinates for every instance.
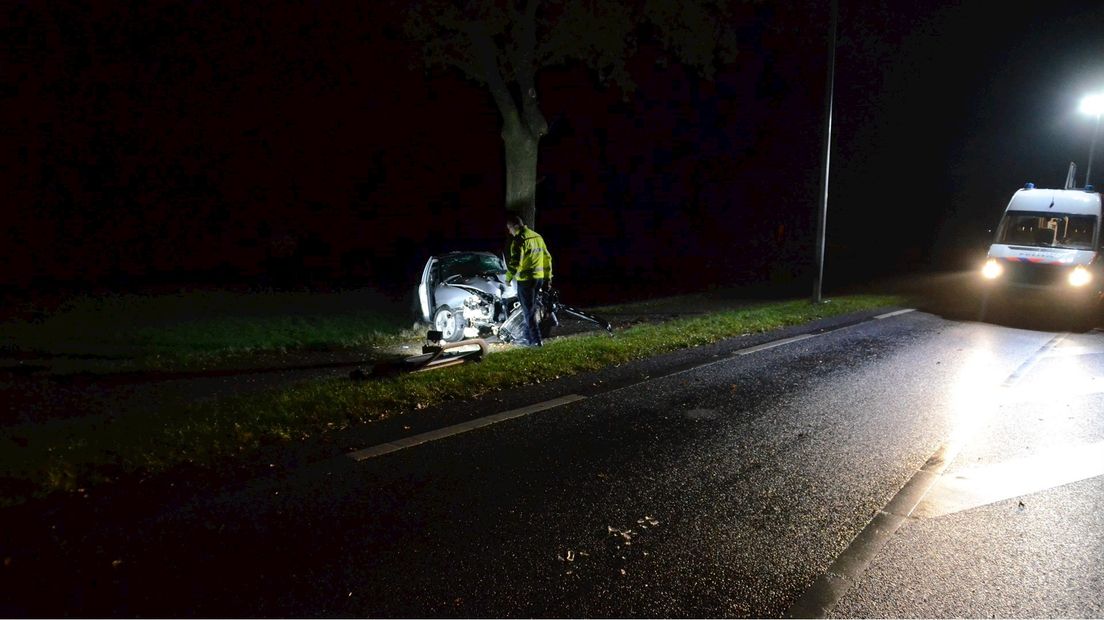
[506,226,553,283]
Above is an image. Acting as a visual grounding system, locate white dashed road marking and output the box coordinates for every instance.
[347,394,586,461]
[874,308,916,320]
[736,333,817,355]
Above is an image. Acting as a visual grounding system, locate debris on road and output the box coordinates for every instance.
[350,331,489,379]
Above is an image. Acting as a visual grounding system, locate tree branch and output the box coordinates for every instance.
[467,21,522,134]
[416,27,486,84]
[439,49,484,84]
[515,0,548,139]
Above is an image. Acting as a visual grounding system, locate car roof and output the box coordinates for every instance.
[433,251,499,259]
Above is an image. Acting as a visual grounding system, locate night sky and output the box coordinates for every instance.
[4,0,1104,305]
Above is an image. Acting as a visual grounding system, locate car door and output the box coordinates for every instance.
[417,256,436,323]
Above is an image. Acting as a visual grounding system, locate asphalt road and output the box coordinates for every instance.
[3,304,1103,617]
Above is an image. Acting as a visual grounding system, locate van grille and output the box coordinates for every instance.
[1003,262,1068,287]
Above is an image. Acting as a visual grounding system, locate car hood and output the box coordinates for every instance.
[445,274,513,299]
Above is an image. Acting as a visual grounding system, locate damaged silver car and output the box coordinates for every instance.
[417,251,518,342]
[417,250,614,343]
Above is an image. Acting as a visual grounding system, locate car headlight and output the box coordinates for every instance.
[1069,266,1092,287]
[981,259,1003,280]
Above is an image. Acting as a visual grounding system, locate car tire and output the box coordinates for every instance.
[1070,296,1100,332]
[433,305,465,342]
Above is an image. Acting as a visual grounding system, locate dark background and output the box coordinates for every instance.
[4,0,1103,306]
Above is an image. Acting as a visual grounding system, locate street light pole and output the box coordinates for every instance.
[1086,113,1101,188]
[812,0,838,304]
[1079,94,1104,188]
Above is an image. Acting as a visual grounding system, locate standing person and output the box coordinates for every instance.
[505,213,553,346]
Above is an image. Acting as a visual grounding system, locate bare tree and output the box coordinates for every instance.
[405,0,743,226]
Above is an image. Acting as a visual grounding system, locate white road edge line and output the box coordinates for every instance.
[736,333,816,355]
[350,306,919,462]
[347,394,587,461]
[874,308,915,320]
[606,331,825,395]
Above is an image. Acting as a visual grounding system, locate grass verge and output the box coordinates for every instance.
[0,288,411,369]
[0,294,902,505]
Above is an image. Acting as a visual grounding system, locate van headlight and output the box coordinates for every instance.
[1069,266,1092,287]
[981,259,1003,280]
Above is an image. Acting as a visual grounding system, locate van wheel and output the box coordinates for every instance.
[433,306,465,342]
[1072,298,1101,332]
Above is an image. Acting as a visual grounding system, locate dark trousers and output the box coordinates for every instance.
[516,279,545,345]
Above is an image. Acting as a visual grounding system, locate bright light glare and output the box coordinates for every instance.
[1080,94,1104,116]
[1069,265,1092,287]
[947,344,1002,445]
[981,259,1003,279]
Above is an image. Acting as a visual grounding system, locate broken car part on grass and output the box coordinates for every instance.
[351,331,490,379]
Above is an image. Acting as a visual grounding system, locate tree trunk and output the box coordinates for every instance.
[466,8,546,229]
[504,126,539,227]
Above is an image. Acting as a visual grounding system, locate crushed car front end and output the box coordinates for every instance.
[418,251,517,342]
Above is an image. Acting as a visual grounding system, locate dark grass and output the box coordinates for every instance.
[0,288,412,367]
[0,294,902,505]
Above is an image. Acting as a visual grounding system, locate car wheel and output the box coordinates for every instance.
[433,305,465,342]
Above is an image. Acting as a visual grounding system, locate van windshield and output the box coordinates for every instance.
[997,212,1096,249]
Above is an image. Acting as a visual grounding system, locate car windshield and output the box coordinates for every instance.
[437,253,505,279]
[997,212,1096,249]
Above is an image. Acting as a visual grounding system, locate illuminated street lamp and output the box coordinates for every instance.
[1080,93,1104,188]
[812,0,837,304]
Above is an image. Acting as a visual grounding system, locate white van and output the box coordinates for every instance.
[981,184,1103,302]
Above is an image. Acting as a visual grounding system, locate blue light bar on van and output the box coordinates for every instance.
[1025,182,1036,189]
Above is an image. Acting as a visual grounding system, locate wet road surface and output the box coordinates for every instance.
[830,328,1104,618]
[3,302,1103,617]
